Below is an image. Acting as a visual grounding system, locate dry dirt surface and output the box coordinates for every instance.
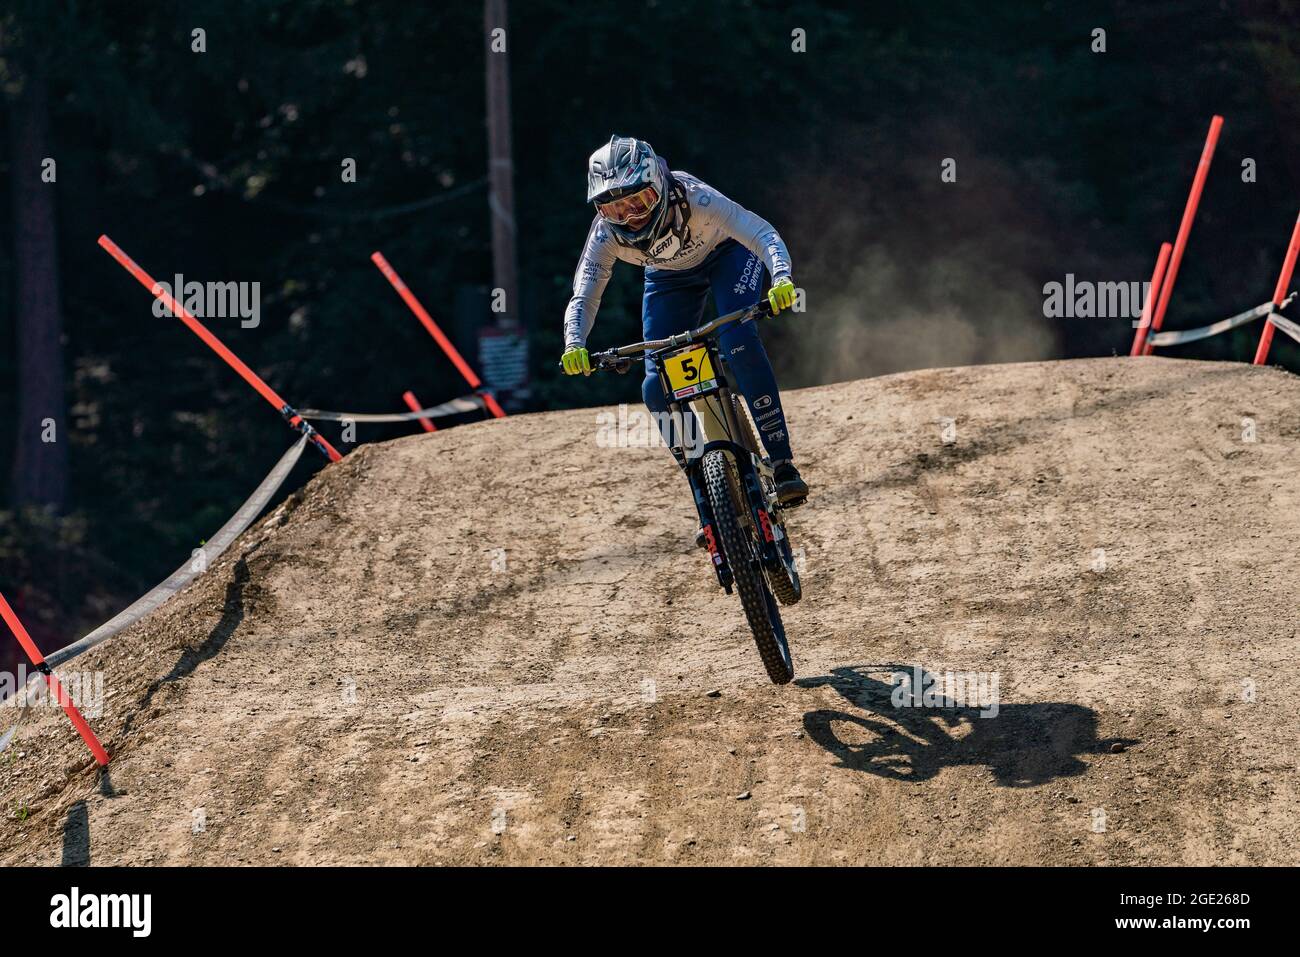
[2,356,1299,866]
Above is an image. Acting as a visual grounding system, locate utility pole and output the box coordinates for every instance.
[8,56,69,510]
[481,0,529,406]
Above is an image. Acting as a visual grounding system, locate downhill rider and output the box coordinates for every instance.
[561,135,809,529]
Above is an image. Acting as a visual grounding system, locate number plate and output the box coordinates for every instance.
[662,345,718,399]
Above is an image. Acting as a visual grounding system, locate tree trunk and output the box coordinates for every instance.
[8,61,69,510]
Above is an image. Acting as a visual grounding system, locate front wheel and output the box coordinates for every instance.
[769,529,802,606]
[702,449,794,684]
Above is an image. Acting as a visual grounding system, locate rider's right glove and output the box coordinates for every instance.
[767,276,798,314]
[562,346,592,376]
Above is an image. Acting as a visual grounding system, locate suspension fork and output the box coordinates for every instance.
[713,382,784,570]
[684,459,733,590]
[730,447,784,568]
[667,395,734,591]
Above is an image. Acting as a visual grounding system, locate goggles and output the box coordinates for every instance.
[596,185,660,225]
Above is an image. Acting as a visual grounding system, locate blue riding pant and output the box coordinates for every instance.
[640,239,793,463]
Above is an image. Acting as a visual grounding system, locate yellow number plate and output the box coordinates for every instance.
[662,346,717,398]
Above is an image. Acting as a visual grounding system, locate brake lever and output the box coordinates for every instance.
[594,355,632,374]
[556,350,632,375]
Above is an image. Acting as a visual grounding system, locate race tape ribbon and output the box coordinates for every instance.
[1146,300,1276,347]
[1265,310,1300,345]
[298,395,485,424]
[42,435,308,670]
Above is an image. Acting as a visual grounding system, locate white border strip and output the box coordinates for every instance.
[43,436,309,669]
[299,395,484,423]
[1266,310,1300,345]
[1147,301,1274,347]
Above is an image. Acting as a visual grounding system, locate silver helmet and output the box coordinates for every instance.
[586,135,669,246]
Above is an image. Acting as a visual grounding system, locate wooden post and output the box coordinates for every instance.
[484,0,526,406]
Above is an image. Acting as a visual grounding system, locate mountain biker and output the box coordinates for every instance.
[561,135,809,513]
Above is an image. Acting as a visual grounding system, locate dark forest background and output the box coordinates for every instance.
[1,0,1297,662]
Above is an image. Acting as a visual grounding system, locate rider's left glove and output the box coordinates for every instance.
[562,346,592,376]
[767,276,798,314]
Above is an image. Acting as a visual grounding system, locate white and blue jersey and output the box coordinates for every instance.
[563,171,792,350]
[563,169,796,465]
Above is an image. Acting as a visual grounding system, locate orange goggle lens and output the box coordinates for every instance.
[596,185,660,225]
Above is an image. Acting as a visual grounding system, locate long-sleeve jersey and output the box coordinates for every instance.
[562,171,792,349]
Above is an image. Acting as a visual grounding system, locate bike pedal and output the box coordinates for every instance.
[778,495,807,510]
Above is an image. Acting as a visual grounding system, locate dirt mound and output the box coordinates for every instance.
[2,356,1299,865]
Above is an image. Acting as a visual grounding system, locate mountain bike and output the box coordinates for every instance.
[587,299,802,684]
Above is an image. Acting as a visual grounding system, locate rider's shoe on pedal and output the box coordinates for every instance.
[773,460,809,506]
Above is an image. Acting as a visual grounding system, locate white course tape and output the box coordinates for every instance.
[298,395,484,423]
[1146,301,1275,347]
[42,435,309,670]
[1266,310,1300,345]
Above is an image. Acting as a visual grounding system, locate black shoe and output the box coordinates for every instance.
[773,461,809,506]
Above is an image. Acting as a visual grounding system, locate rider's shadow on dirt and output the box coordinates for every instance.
[797,665,1134,787]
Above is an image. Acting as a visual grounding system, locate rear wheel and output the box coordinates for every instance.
[702,449,794,684]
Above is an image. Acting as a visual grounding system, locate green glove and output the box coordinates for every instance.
[562,346,591,376]
[767,276,798,314]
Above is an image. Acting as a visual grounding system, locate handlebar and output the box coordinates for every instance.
[571,298,775,375]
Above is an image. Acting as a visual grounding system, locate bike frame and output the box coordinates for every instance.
[619,303,795,593]
[666,348,784,590]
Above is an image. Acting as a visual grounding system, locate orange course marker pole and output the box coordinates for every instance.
[1252,211,1300,365]
[1144,115,1224,355]
[98,236,342,462]
[370,251,508,418]
[402,390,437,433]
[0,590,109,766]
[1130,242,1173,356]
